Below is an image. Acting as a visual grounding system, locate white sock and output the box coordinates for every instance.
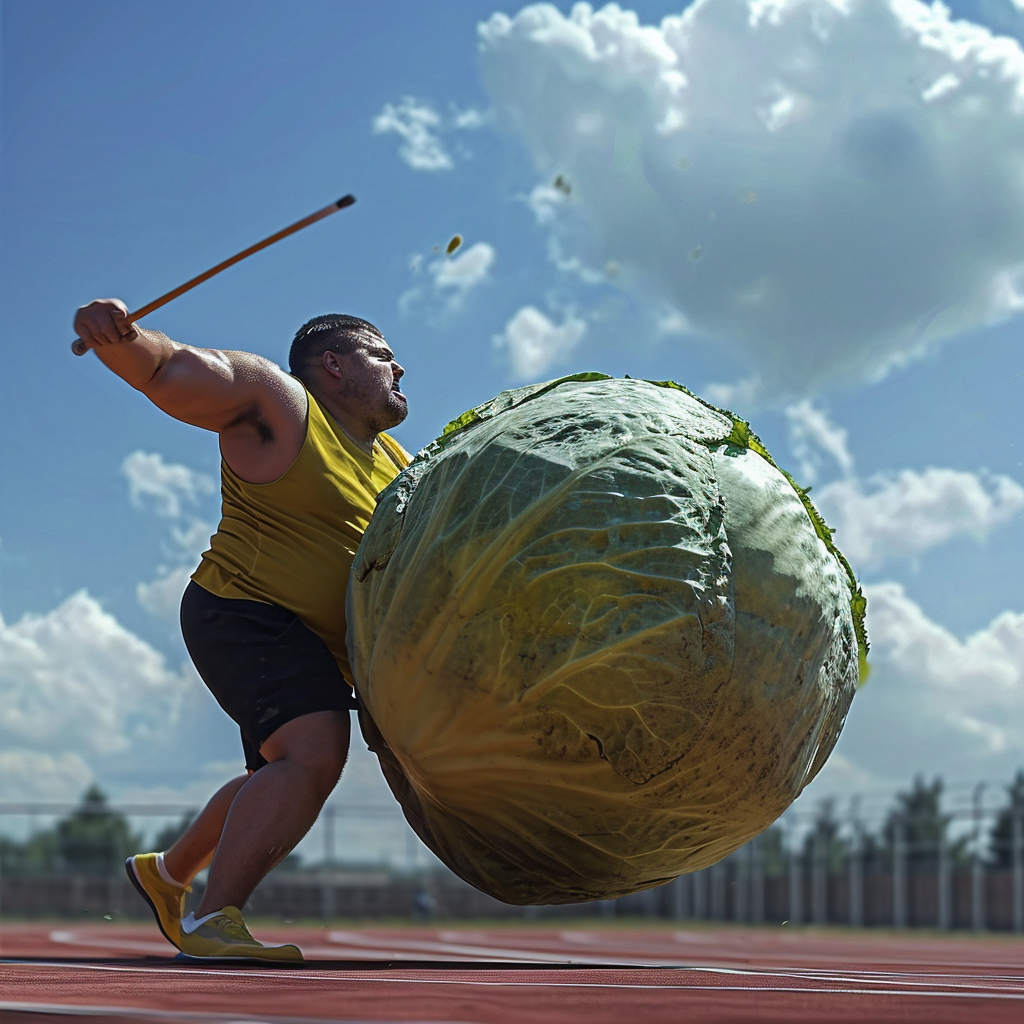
[181,909,223,934]
[155,852,185,888]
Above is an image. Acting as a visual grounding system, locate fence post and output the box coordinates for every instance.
[1013,813,1024,934]
[323,805,336,866]
[937,834,951,931]
[893,818,907,929]
[849,800,863,928]
[692,868,707,920]
[321,805,337,921]
[734,845,750,923]
[751,835,765,924]
[849,829,863,928]
[813,825,827,925]
[972,783,986,931]
[788,838,802,925]
[711,861,726,921]
[671,873,690,920]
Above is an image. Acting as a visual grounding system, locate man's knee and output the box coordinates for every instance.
[260,710,350,783]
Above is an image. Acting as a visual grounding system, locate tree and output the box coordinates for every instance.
[802,799,849,871]
[55,786,143,875]
[882,776,953,869]
[755,825,787,875]
[0,831,58,877]
[988,771,1024,868]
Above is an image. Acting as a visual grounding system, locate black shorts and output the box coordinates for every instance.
[180,581,357,771]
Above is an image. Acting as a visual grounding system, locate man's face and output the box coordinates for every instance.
[330,331,408,433]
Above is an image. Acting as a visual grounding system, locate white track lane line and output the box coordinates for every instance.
[0,1000,470,1024]
[325,930,695,967]
[324,932,1024,984]
[6,960,1024,1000]
[46,929,178,956]
[407,928,1022,974]
[36,929,1024,990]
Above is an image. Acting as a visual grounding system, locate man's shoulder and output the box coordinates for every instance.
[378,432,412,469]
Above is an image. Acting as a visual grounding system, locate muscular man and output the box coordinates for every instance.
[73,299,410,960]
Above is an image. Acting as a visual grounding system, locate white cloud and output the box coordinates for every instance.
[400,242,496,314]
[137,566,195,622]
[493,306,587,379]
[122,451,214,519]
[785,399,855,483]
[0,749,93,801]
[479,0,1024,396]
[373,98,491,171]
[453,106,489,129]
[780,403,1024,564]
[656,307,691,335]
[122,451,214,621]
[373,97,452,171]
[169,518,213,559]
[0,591,195,758]
[430,242,495,294]
[704,375,762,409]
[806,582,1024,794]
[817,467,1024,565]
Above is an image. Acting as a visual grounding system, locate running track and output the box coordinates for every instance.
[2,922,1023,1023]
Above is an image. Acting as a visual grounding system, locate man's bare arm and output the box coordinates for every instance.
[74,298,306,482]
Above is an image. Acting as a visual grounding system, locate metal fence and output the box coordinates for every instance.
[1,785,1022,929]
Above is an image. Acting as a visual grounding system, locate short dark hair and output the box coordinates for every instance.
[288,314,383,382]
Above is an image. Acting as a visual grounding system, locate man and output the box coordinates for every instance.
[73,298,410,960]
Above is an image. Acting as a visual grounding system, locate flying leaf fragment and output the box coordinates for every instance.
[446,235,463,255]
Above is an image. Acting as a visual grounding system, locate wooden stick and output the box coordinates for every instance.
[72,195,355,355]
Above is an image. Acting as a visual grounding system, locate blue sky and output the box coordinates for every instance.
[3,0,1024,855]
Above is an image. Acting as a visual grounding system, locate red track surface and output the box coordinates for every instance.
[2,921,1023,1023]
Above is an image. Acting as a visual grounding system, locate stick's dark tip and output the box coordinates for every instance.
[336,194,356,209]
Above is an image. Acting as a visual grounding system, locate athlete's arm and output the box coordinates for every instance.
[74,298,306,483]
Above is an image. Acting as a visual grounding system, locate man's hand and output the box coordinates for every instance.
[73,298,140,351]
[72,296,307,483]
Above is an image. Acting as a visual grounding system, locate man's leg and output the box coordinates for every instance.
[163,774,250,886]
[194,709,349,916]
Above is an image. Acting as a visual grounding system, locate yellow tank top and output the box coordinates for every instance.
[192,388,410,685]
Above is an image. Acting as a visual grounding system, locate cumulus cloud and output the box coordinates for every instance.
[785,399,855,483]
[0,749,92,801]
[373,98,489,171]
[817,467,1024,564]
[807,581,1024,793]
[373,98,453,171]
[121,451,214,621]
[781,402,1024,564]
[431,242,495,295]
[122,451,214,519]
[400,242,496,314]
[479,0,1024,396]
[0,591,195,759]
[493,305,587,378]
[137,566,195,622]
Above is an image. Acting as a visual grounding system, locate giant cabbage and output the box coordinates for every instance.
[347,375,865,905]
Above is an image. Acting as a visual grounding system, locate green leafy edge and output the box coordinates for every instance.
[645,378,869,684]
[440,373,869,684]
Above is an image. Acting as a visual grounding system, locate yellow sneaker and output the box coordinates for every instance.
[125,853,190,949]
[178,906,303,961]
